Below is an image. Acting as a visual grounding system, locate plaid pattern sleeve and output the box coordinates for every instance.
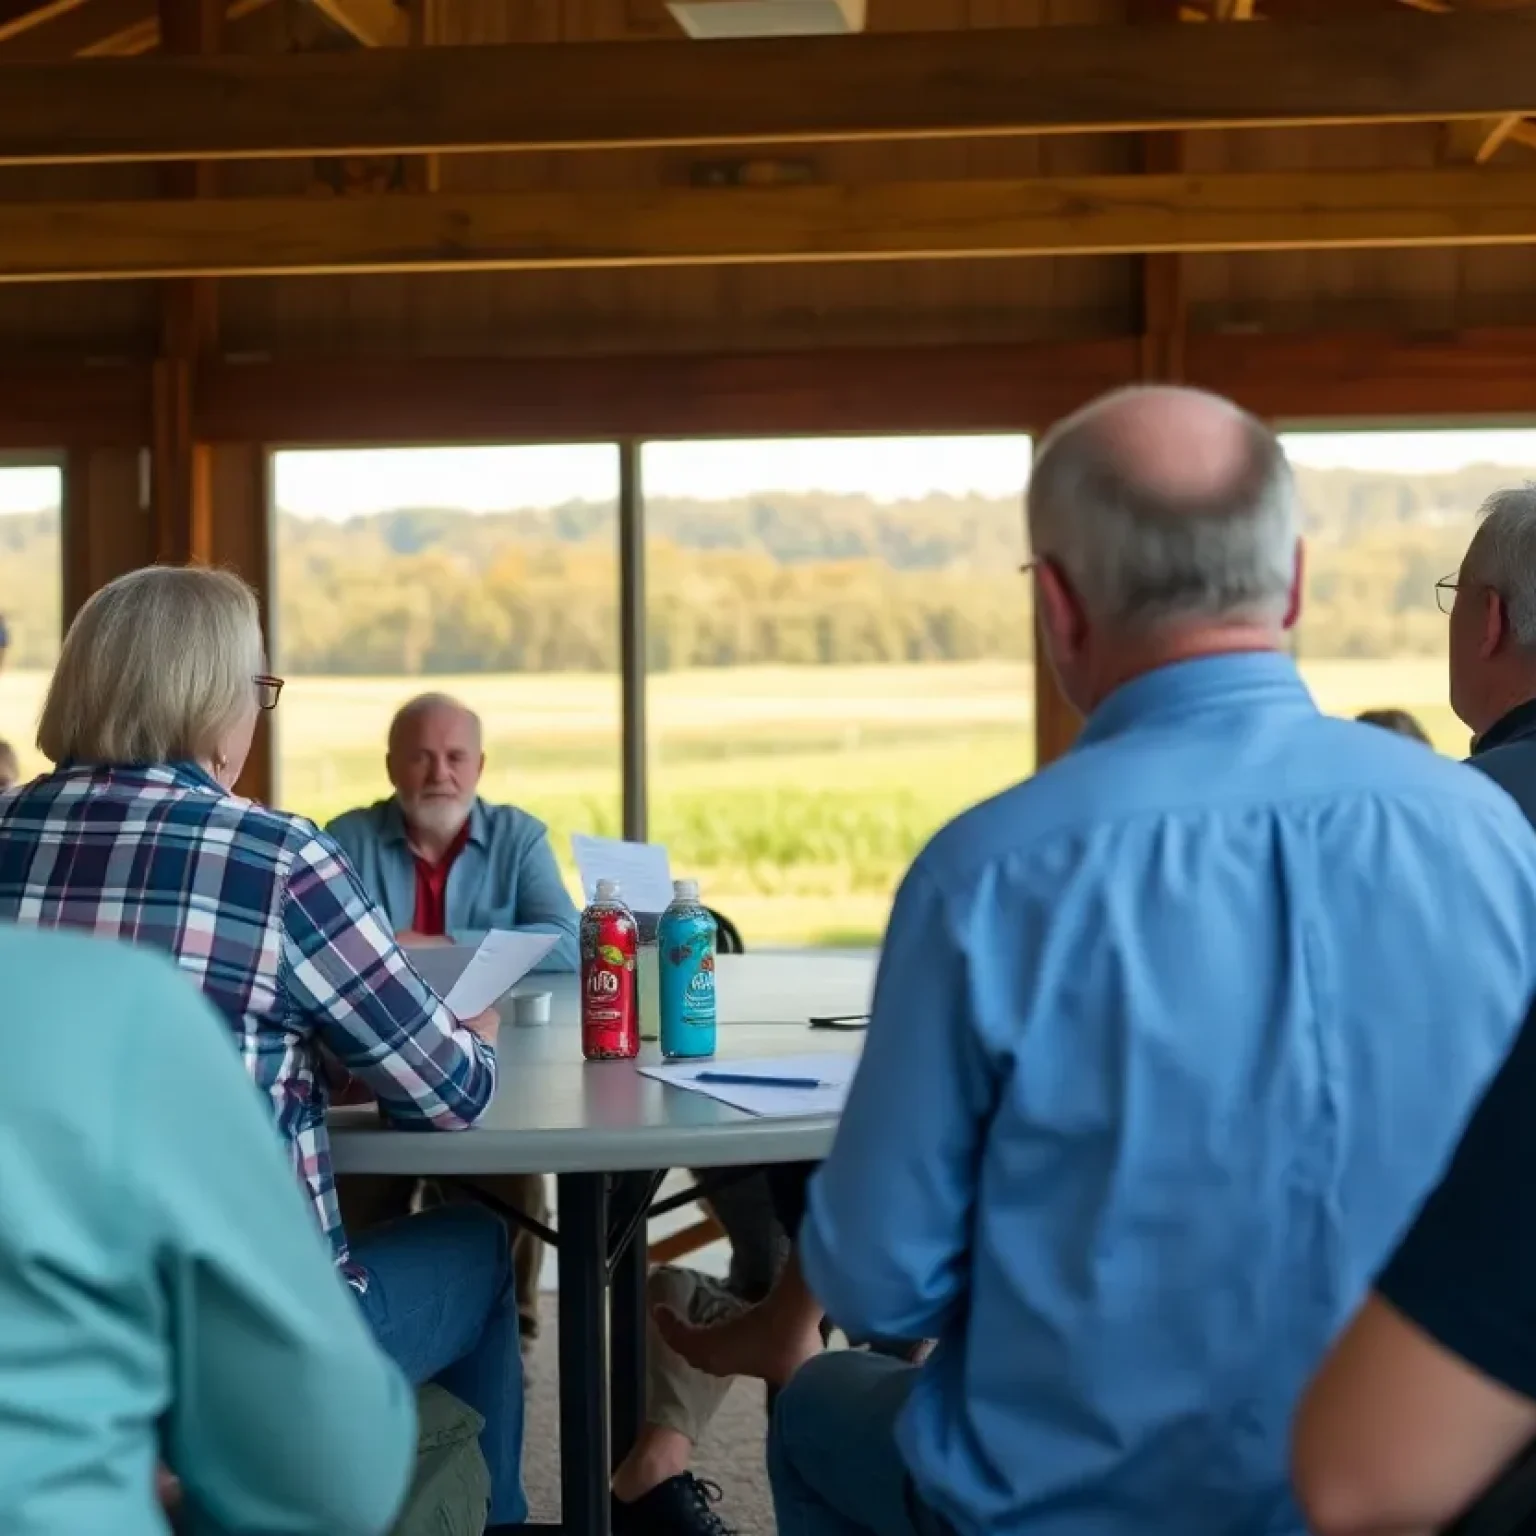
[280,830,498,1129]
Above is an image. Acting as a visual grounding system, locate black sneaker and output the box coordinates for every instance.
[612,1474,735,1536]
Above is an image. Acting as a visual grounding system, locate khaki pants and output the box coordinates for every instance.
[644,1267,747,1443]
[336,1173,548,1340]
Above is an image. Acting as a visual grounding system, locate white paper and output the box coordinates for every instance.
[442,930,558,1019]
[571,833,674,915]
[639,1052,858,1118]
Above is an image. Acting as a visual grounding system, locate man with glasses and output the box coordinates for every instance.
[1438,487,1536,825]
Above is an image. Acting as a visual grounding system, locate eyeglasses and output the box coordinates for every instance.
[254,674,284,711]
[1435,576,1460,616]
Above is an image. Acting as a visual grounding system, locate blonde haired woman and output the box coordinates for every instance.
[0,565,527,1529]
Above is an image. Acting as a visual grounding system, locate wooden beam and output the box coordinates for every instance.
[0,0,269,65]
[1442,114,1522,161]
[9,326,1536,452]
[197,340,1139,443]
[3,10,1536,164]
[309,0,406,47]
[0,0,151,60]
[1185,326,1536,419]
[11,170,1536,281]
[0,0,87,46]
[0,362,151,447]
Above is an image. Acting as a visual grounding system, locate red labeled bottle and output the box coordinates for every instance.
[580,878,639,1061]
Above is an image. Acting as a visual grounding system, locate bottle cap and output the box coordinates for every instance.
[595,879,621,901]
[673,878,700,901]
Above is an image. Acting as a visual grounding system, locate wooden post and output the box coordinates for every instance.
[1033,0,1190,775]
[152,0,221,567]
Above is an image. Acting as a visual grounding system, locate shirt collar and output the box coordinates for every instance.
[56,760,224,794]
[1075,651,1313,751]
[385,794,488,850]
[1472,696,1536,757]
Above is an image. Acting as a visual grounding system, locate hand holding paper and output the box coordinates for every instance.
[442,930,558,1019]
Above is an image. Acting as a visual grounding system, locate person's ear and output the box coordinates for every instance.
[1282,539,1305,631]
[1035,558,1089,658]
[1482,586,1511,660]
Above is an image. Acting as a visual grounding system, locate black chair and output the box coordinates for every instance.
[1443,1438,1536,1536]
[708,907,745,954]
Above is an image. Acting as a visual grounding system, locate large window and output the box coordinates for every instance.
[270,445,622,890]
[643,435,1033,949]
[0,461,62,781]
[1280,428,1536,755]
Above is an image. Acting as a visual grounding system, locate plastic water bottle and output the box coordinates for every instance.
[580,878,639,1061]
[658,879,717,1060]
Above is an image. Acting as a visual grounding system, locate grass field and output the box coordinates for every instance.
[0,656,1464,946]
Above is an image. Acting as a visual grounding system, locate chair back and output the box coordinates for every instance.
[708,907,745,954]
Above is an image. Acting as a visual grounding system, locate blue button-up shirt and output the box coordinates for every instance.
[801,653,1536,1536]
[326,796,580,972]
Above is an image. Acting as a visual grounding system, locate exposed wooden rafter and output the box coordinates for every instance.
[0,10,1535,163]
[7,170,1536,282]
[1398,0,1536,160]
[309,0,407,47]
[0,0,270,62]
[0,0,89,46]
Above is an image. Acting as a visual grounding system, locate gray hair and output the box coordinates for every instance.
[387,692,483,754]
[1463,485,1536,651]
[1027,387,1297,630]
[38,566,264,766]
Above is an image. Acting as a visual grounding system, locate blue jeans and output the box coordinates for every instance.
[353,1203,528,1525]
[769,1352,923,1536]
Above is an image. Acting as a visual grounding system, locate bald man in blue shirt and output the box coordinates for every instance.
[723,388,1536,1536]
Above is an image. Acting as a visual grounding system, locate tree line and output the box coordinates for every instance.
[0,460,1522,672]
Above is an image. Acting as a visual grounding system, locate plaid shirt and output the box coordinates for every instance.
[0,762,497,1284]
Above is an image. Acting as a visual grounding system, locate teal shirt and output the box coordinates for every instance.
[326,796,580,972]
[0,928,417,1536]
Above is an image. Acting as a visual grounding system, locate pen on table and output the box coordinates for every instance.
[694,1071,825,1089]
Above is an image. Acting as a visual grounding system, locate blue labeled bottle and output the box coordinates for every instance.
[658,879,718,1060]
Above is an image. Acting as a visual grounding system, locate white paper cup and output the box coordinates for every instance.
[512,991,552,1028]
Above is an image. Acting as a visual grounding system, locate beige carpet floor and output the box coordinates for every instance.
[522,1299,777,1536]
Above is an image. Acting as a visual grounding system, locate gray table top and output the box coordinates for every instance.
[329,951,876,1177]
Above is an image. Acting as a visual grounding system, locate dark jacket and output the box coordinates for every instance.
[1470,699,1536,829]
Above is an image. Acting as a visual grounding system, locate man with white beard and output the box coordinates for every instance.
[328,691,580,1346]
[328,692,579,967]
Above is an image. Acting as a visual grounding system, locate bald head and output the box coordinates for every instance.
[1074,387,1259,506]
[1028,385,1297,633]
[387,693,485,845]
[387,692,481,758]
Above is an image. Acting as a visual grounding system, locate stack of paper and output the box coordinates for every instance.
[639,1053,858,1118]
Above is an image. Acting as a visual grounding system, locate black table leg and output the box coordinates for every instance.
[609,1195,647,1469]
[558,1173,611,1536]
